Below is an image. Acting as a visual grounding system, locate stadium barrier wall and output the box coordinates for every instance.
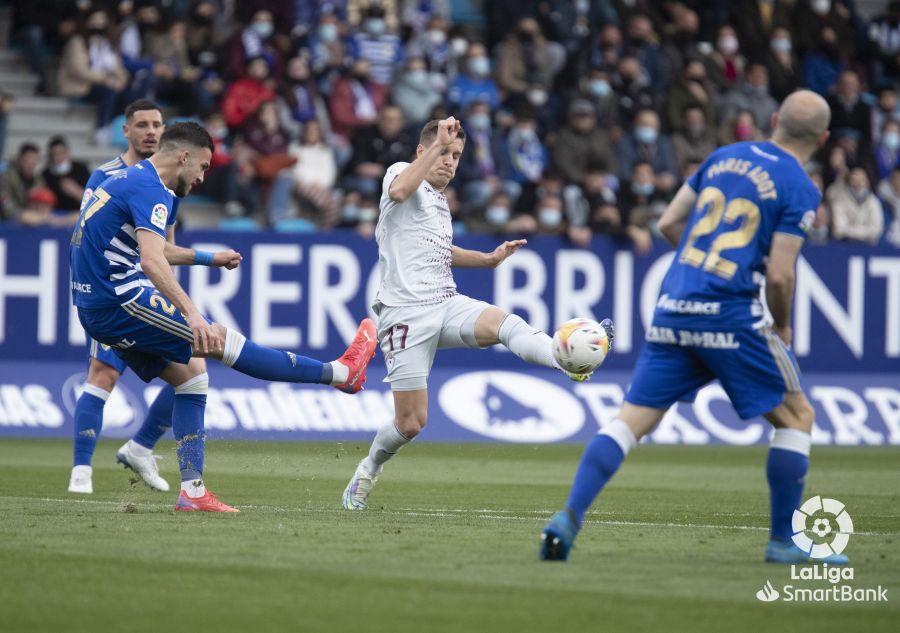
[0,227,897,445]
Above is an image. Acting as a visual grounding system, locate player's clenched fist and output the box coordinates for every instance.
[212,250,242,270]
[438,116,461,146]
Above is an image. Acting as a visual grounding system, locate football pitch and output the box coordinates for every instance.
[0,439,897,633]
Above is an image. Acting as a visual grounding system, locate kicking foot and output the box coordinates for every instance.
[764,539,849,565]
[334,318,378,394]
[175,490,240,513]
[116,441,170,492]
[342,459,378,510]
[68,466,93,494]
[540,510,580,561]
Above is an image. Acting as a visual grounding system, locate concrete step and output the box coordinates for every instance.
[5,127,94,150]
[8,112,95,133]
[0,71,39,96]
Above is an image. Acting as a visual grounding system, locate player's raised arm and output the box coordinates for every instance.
[657,184,698,247]
[388,117,461,202]
[451,240,527,268]
[161,242,242,269]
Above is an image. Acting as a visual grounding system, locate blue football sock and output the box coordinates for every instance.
[172,392,206,481]
[73,385,109,467]
[565,434,627,526]
[132,385,174,449]
[229,338,327,384]
[767,429,811,542]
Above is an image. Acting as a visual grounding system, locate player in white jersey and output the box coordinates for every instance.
[341,117,614,510]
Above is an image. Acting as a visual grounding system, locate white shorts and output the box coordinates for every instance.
[374,294,491,391]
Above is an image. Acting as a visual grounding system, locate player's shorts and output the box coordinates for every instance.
[77,289,201,382]
[625,323,802,420]
[88,337,128,374]
[375,294,491,391]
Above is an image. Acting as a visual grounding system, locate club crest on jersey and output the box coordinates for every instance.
[151,203,168,229]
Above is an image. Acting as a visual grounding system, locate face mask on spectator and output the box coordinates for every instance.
[771,37,792,54]
[718,34,738,55]
[342,204,359,222]
[589,79,611,97]
[468,113,490,130]
[884,131,900,151]
[427,29,446,46]
[632,181,655,196]
[528,88,548,106]
[486,206,510,225]
[209,126,228,140]
[469,56,490,76]
[451,37,469,57]
[406,69,428,85]
[735,122,754,140]
[365,18,386,36]
[849,187,870,202]
[635,125,658,144]
[811,0,831,15]
[359,206,378,222]
[538,207,563,227]
[318,23,339,42]
[49,160,71,176]
[252,22,273,39]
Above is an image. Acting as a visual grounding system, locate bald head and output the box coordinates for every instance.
[773,90,831,150]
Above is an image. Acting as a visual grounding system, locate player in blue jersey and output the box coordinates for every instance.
[70,122,377,512]
[539,91,849,564]
[69,100,185,495]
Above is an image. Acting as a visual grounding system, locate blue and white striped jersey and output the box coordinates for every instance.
[70,160,178,308]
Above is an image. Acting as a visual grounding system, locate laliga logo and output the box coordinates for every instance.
[791,496,854,559]
[437,371,584,443]
[61,372,144,438]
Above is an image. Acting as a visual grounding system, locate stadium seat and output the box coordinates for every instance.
[273,218,317,233]
[108,114,128,150]
[217,217,260,231]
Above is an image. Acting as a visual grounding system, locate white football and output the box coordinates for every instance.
[552,318,610,374]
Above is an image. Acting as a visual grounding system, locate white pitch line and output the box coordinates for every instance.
[0,496,893,536]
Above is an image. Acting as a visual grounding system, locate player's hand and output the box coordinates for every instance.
[212,250,242,269]
[437,116,461,146]
[187,312,222,355]
[488,239,527,267]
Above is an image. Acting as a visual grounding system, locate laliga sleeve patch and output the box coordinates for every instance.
[799,209,816,233]
[80,188,93,211]
[151,203,168,230]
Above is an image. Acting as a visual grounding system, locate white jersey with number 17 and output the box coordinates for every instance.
[374,162,458,307]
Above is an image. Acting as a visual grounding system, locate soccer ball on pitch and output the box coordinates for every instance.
[552,318,611,374]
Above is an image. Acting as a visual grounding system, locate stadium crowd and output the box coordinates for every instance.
[1,0,900,248]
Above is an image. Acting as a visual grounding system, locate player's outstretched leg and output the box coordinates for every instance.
[218,319,377,393]
[164,371,238,513]
[116,383,175,492]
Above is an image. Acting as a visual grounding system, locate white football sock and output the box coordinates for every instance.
[71,465,92,478]
[329,360,350,385]
[182,479,206,498]
[498,314,558,369]
[362,424,411,475]
[126,439,151,456]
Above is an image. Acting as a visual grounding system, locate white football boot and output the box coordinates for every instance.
[68,465,93,494]
[342,459,378,510]
[116,441,170,492]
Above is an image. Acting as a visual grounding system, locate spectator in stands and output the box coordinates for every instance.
[467,190,515,235]
[532,193,567,236]
[719,63,779,135]
[277,56,328,138]
[666,59,717,134]
[617,108,678,196]
[227,9,282,80]
[456,101,509,211]
[289,120,339,228]
[763,26,803,102]
[672,106,717,175]
[42,137,90,212]
[553,99,618,192]
[328,58,387,140]
[793,0,857,59]
[196,109,255,217]
[624,13,666,95]
[871,85,900,143]
[309,12,348,90]
[348,5,403,86]
[17,187,78,228]
[658,2,703,76]
[612,55,656,129]
[707,25,746,90]
[447,42,500,111]
[804,26,846,96]
[392,56,443,127]
[730,0,793,57]
[343,105,414,199]
[577,66,621,140]
[495,17,556,108]
[867,1,900,86]
[828,70,872,141]
[405,15,453,85]
[828,167,884,244]
[502,106,548,192]
[875,120,900,180]
[221,56,276,131]
[591,23,624,71]
[239,100,297,221]
[0,93,13,162]
[877,165,900,246]
[580,162,621,239]
[619,161,665,254]
[57,8,129,145]
[718,109,765,145]
[1,143,44,222]
[185,1,227,115]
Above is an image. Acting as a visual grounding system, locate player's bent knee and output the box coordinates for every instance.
[86,359,121,392]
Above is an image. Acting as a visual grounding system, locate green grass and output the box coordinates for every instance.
[0,439,897,633]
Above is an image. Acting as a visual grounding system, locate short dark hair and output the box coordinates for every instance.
[18,142,39,156]
[419,119,467,147]
[159,121,214,153]
[47,135,68,150]
[124,99,162,121]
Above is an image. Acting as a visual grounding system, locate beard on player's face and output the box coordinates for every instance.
[174,173,192,197]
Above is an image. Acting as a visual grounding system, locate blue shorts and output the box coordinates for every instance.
[625,324,802,420]
[88,337,128,374]
[78,290,199,382]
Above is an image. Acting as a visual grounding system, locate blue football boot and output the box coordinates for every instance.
[540,510,580,561]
